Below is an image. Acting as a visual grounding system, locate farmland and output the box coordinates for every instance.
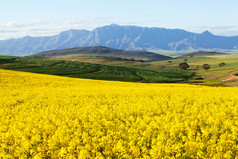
[0,56,193,83]
[50,53,238,86]
[0,69,237,158]
[150,54,238,86]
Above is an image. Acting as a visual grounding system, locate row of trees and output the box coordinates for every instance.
[178,62,226,70]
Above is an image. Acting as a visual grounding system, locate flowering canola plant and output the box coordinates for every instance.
[0,69,237,158]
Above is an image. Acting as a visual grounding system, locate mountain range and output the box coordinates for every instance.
[1,24,238,56]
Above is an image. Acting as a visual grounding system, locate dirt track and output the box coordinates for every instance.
[222,74,238,82]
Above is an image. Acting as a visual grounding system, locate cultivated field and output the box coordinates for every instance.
[50,53,238,86]
[0,56,193,83]
[0,69,237,158]
[151,54,238,86]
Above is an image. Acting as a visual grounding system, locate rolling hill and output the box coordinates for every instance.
[1,24,238,56]
[178,51,227,58]
[32,46,172,61]
[0,56,193,83]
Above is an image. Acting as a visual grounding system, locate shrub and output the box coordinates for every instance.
[219,62,225,67]
[179,62,190,70]
[202,64,211,70]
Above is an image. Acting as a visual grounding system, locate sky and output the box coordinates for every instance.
[0,0,238,40]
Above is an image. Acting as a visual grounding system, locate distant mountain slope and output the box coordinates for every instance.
[0,29,90,55]
[33,46,172,61]
[1,24,238,56]
[178,51,227,58]
[169,31,238,50]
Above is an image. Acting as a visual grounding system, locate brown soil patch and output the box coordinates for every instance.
[222,74,238,82]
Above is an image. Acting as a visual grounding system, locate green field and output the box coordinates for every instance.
[0,56,193,83]
[1,54,238,86]
[150,54,238,86]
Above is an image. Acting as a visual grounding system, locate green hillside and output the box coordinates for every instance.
[0,56,193,83]
[150,54,238,86]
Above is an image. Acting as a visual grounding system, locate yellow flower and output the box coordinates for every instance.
[0,69,237,158]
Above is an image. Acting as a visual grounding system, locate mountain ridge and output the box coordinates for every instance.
[1,24,238,55]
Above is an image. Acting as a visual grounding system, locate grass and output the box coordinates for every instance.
[0,56,194,83]
[150,54,238,86]
[2,54,238,86]
[50,56,149,66]
[1,53,238,86]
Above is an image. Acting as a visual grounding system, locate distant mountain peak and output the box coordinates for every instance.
[201,30,213,36]
[110,23,120,27]
[60,29,89,34]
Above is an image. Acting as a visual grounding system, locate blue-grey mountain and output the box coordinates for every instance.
[1,24,238,56]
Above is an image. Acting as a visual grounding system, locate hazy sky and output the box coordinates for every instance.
[1,0,238,40]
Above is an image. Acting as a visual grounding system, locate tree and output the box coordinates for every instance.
[219,62,226,67]
[178,62,190,70]
[130,58,135,61]
[202,64,211,70]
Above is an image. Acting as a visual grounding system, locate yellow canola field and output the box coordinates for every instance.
[0,69,237,158]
